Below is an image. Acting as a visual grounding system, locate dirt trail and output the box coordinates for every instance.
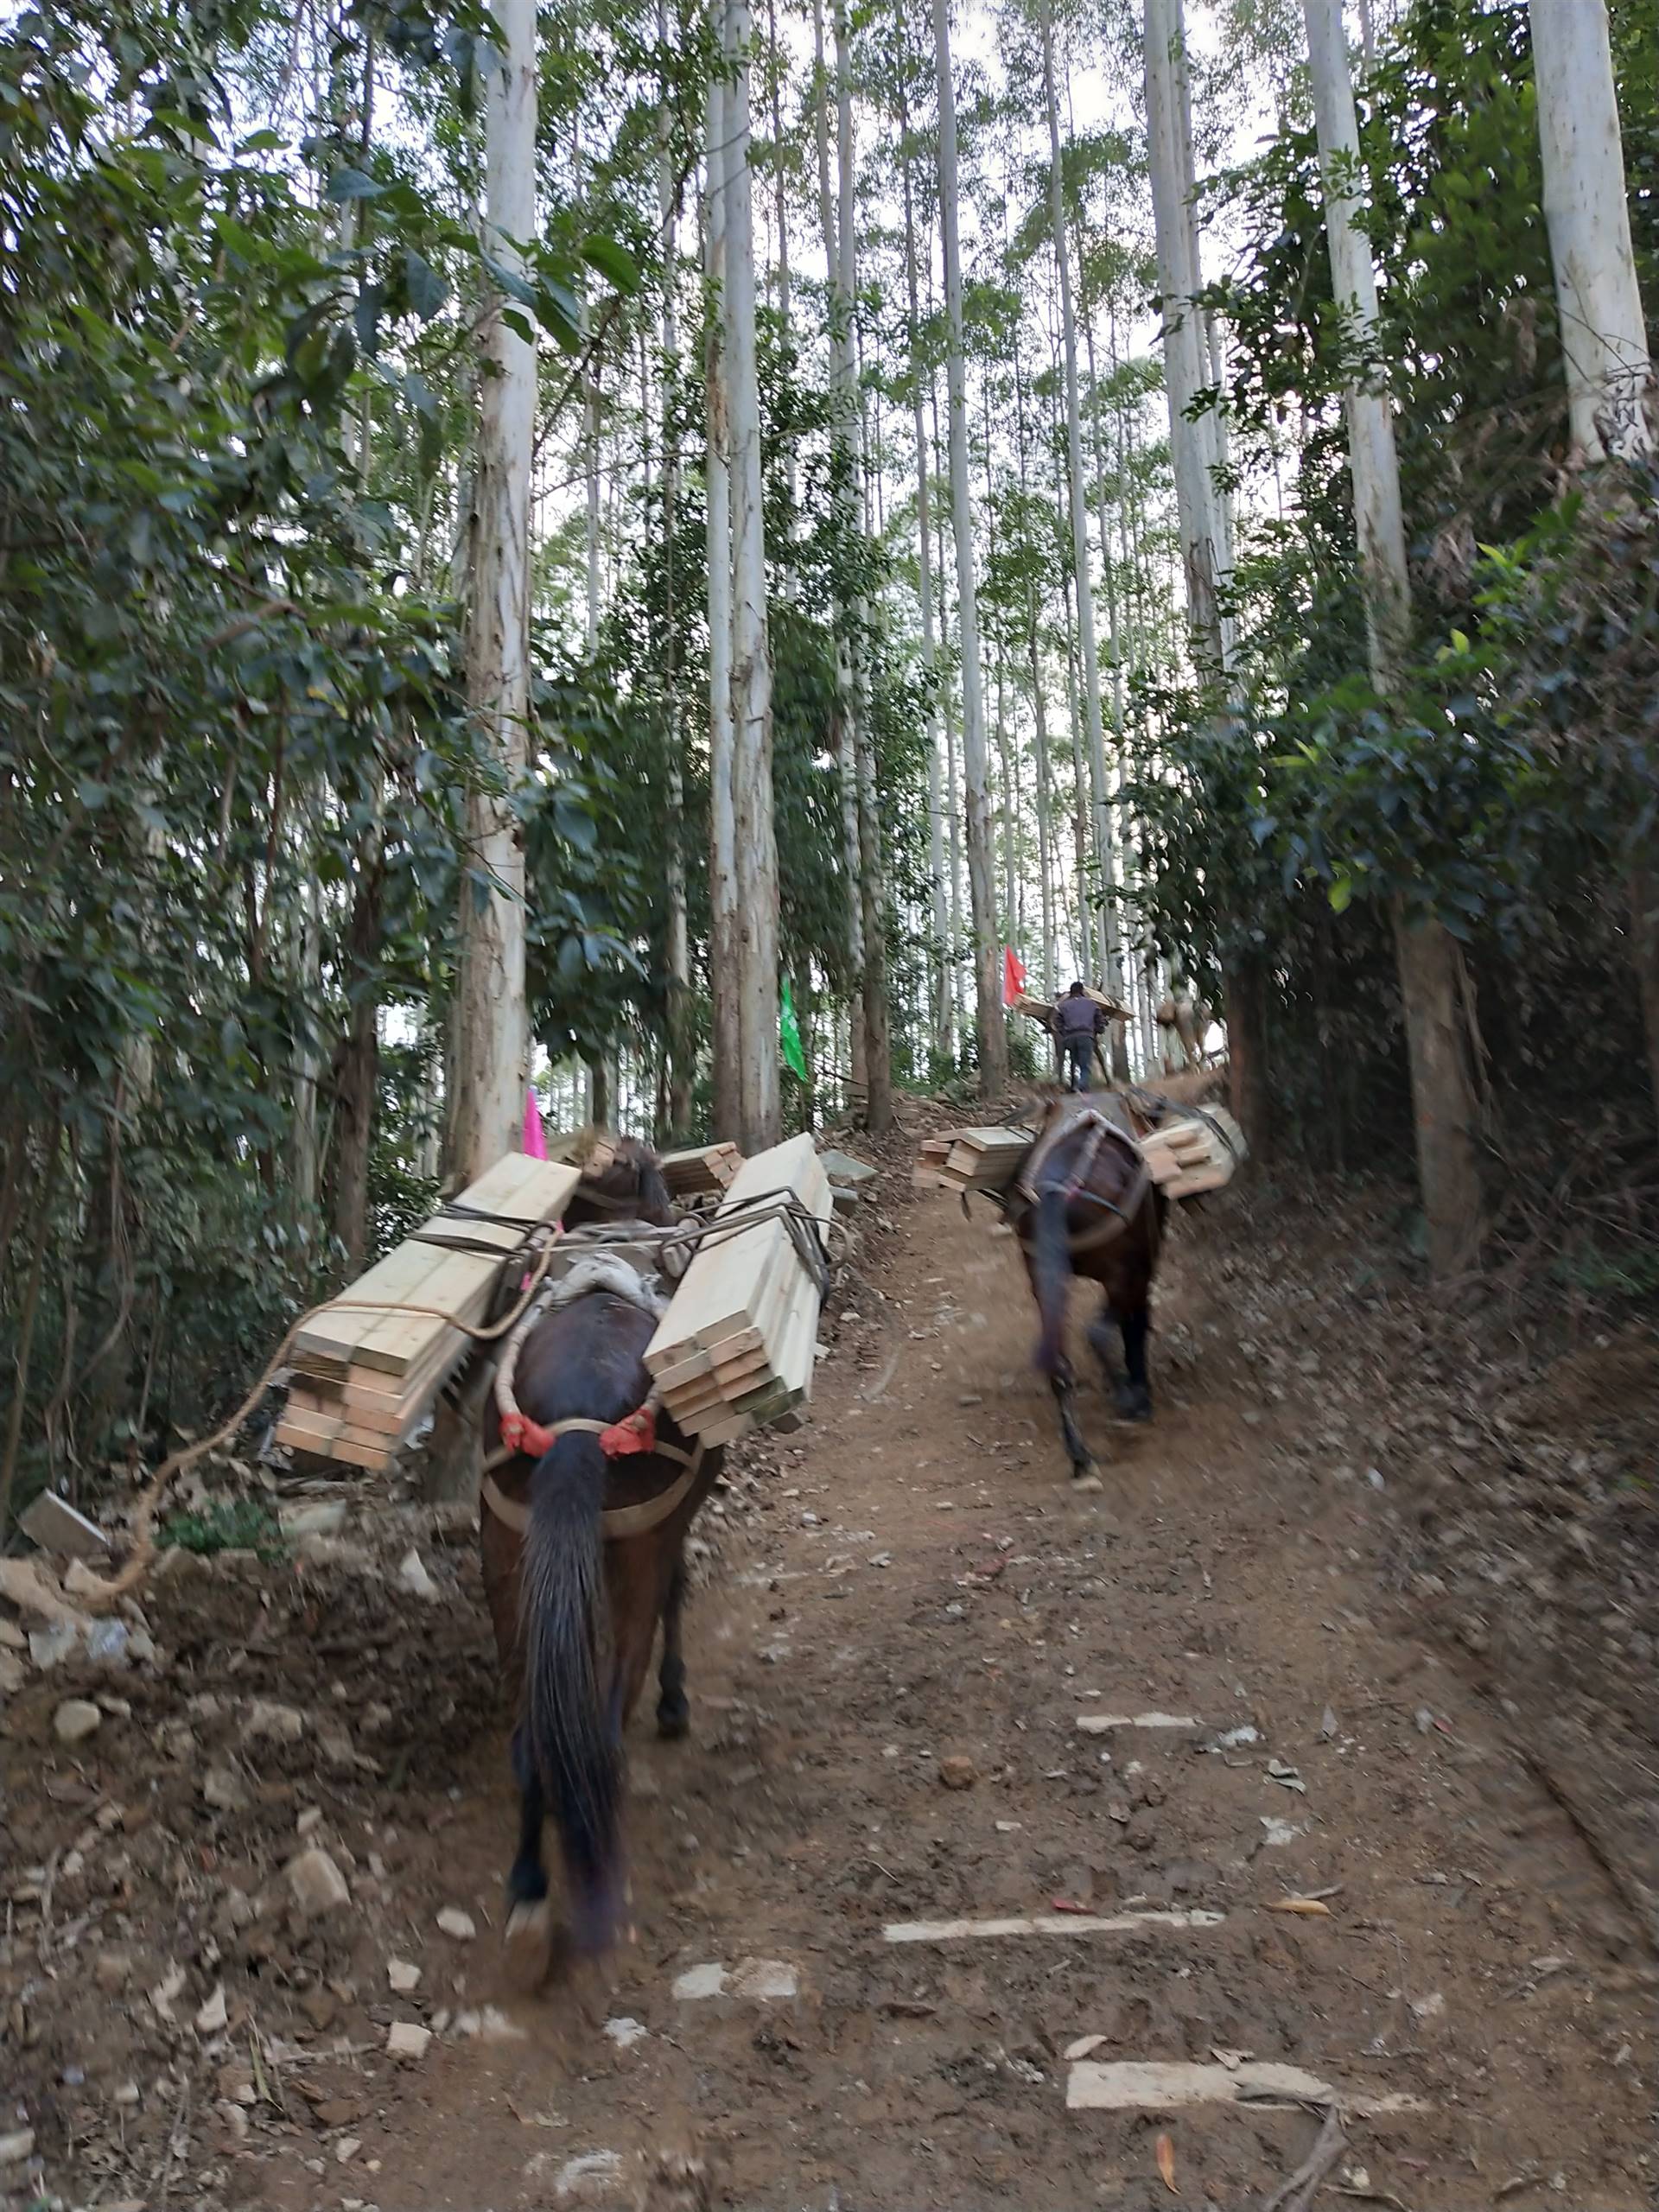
[5,1146,1653,2211]
[262,1160,1654,2209]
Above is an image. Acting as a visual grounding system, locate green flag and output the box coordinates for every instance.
[779,977,809,1082]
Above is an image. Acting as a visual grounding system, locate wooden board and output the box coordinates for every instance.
[645,1134,832,1440]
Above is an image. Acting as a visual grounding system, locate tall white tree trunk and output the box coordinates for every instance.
[932,0,1007,1092]
[453,0,534,1183]
[1144,0,1226,666]
[704,66,741,1139]
[903,130,951,1066]
[658,17,693,1135]
[722,0,781,1150]
[1305,0,1484,1276]
[1529,0,1653,461]
[837,0,891,1132]
[1042,3,1122,1013]
[813,0,866,1113]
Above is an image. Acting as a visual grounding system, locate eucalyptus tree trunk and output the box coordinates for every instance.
[903,127,952,1066]
[452,0,534,1184]
[767,0,800,520]
[1305,0,1483,1275]
[932,0,1007,1092]
[838,0,892,1134]
[1041,3,1122,1021]
[723,0,782,1151]
[1529,0,1653,463]
[1064,588,1094,985]
[813,0,866,1114]
[1012,336,1057,1003]
[1143,0,1226,664]
[931,376,965,1048]
[658,21,693,1137]
[704,65,741,1140]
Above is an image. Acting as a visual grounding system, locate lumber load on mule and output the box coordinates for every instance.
[915,1094,1246,1209]
[644,1133,833,1446]
[659,1140,744,1198]
[1137,1103,1246,1197]
[275,1153,581,1471]
[923,1123,1039,1193]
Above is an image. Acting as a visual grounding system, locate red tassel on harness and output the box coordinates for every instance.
[498,1408,556,1460]
[599,1405,658,1458]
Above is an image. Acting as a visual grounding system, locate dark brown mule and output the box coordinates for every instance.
[1007,1100,1166,1486]
[478,1139,719,1954]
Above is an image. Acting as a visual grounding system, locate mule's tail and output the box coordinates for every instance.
[521,1432,622,1953]
[1030,1184,1071,1376]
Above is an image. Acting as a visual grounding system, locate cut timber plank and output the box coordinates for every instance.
[1075,1712,1201,1733]
[644,1135,830,1374]
[349,1250,499,1377]
[452,1154,582,1228]
[292,1240,457,1371]
[1065,2061,1426,2117]
[884,1910,1224,1946]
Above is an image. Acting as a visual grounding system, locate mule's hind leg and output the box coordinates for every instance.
[1115,1305,1153,1422]
[1051,1359,1100,1491]
[656,1554,690,1740]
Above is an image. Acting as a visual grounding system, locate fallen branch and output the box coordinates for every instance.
[1259,2105,1345,2212]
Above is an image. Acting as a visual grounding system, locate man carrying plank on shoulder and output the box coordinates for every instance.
[1052,981,1109,1094]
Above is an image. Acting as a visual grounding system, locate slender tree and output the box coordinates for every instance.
[1040,2,1122,1020]
[1304,0,1484,1274]
[705,63,741,1138]
[452,0,535,1182]
[1529,0,1653,465]
[932,0,1007,1090]
[724,0,782,1149]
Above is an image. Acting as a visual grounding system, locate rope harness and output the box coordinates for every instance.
[480,1191,831,1545]
[1013,1104,1154,1259]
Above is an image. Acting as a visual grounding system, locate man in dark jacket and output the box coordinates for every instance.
[1053,981,1106,1093]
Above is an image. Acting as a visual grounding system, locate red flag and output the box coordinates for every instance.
[1002,945,1027,1007]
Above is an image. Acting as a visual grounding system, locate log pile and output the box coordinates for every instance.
[275,1154,580,1471]
[659,1141,744,1198]
[1139,1107,1246,1198]
[645,1134,832,1446]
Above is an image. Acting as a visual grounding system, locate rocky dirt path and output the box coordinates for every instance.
[4,1147,1653,2212]
[260,1162,1655,2209]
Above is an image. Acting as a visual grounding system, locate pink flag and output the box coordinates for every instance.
[523,1087,547,1160]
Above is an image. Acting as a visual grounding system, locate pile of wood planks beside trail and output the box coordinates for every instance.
[918,1124,1034,1196]
[1139,1107,1246,1198]
[659,1141,744,1198]
[644,1134,831,1446]
[275,1154,580,1471]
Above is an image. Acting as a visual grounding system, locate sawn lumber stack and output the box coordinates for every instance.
[645,1134,833,1447]
[659,1141,743,1198]
[1137,1106,1245,1197]
[917,1103,1246,1204]
[275,1154,580,1471]
[923,1124,1037,1193]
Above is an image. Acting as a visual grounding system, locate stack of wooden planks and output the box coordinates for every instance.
[644,1135,832,1446]
[918,1125,1033,1195]
[1139,1107,1246,1198]
[659,1141,744,1199]
[276,1154,580,1471]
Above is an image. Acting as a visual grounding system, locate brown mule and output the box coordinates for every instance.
[1007,1096,1166,1487]
[478,1139,720,1955]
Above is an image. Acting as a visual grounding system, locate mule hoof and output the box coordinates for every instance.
[656,1703,690,1742]
[1071,1468,1103,1494]
[501,1898,553,1989]
[505,1897,551,1944]
[1113,1389,1153,1424]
